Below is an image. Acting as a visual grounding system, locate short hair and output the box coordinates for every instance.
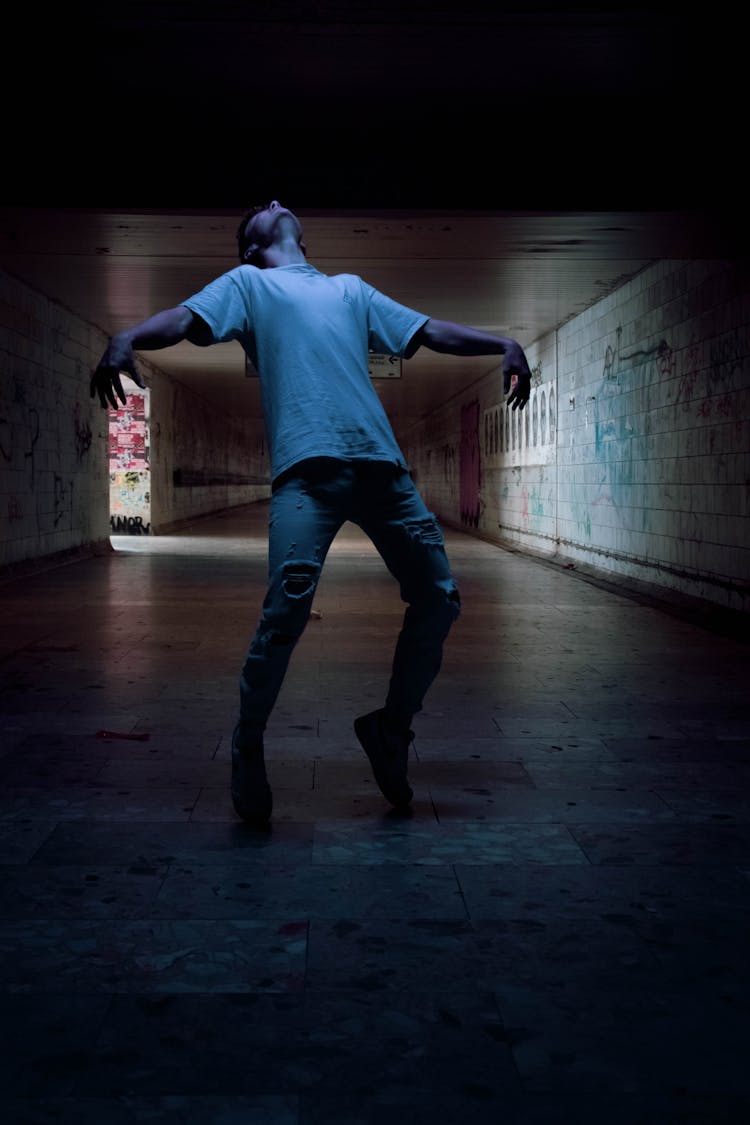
[236,205,266,263]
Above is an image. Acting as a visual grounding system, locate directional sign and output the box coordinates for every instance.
[368,353,402,379]
[246,352,402,379]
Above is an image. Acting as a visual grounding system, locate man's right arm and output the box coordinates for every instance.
[410,318,532,410]
[90,305,210,409]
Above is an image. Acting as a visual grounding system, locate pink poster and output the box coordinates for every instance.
[109,395,149,471]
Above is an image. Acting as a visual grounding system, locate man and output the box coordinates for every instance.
[90,201,531,825]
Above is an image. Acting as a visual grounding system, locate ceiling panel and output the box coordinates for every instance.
[3,7,740,443]
[0,204,735,438]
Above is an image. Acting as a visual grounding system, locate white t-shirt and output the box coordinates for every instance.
[182,262,429,481]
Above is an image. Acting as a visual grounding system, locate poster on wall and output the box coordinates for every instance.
[109,395,149,472]
[108,389,151,533]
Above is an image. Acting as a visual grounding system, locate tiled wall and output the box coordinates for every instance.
[0,269,270,571]
[4,259,748,611]
[0,271,110,571]
[556,260,749,609]
[403,259,750,613]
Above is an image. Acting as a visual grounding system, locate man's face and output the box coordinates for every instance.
[242,201,303,259]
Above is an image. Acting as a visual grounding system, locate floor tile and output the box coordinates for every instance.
[1,505,748,1110]
[0,1096,300,1124]
[0,863,168,919]
[0,918,308,995]
[149,863,467,921]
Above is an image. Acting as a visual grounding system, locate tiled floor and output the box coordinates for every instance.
[1,503,749,1124]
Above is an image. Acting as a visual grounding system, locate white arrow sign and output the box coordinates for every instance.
[246,352,402,379]
[367,352,402,379]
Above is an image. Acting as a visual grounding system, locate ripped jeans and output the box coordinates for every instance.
[235,457,461,747]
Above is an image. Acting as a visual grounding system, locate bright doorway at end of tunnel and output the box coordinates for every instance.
[108,376,151,537]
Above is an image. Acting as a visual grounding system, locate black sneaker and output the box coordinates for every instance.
[231,731,273,825]
[354,709,414,809]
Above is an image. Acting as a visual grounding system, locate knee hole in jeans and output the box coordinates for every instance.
[281,560,319,600]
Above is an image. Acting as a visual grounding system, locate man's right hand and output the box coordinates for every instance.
[89,306,198,408]
[90,336,146,410]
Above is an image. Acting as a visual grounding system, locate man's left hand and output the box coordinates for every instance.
[503,342,531,410]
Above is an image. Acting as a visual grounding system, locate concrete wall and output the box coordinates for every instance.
[0,269,269,574]
[403,259,750,614]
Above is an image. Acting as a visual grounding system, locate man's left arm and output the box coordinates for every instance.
[410,318,531,410]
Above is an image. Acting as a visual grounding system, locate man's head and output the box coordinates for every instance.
[236,201,306,267]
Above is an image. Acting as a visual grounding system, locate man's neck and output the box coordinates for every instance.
[262,246,308,268]
[260,227,308,268]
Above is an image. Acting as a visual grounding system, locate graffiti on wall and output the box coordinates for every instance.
[442,443,457,488]
[593,326,676,504]
[674,327,747,420]
[602,327,675,386]
[109,391,151,534]
[1,367,96,542]
[74,401,93,461]
[460,399,481,527]
[110,514,151,534]
[584,320,746,539]
[709,327,747,385]
[0,405,40,486]
[110,469,151,535]
[53,474,73,529]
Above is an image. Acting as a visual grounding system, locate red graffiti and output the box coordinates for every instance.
[697,395,733,419]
